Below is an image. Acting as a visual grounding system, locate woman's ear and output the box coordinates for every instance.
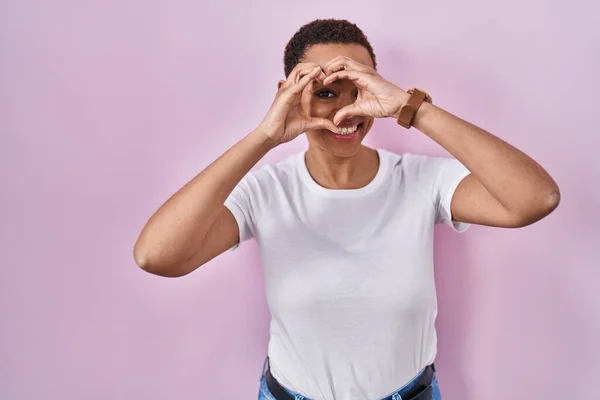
[278,80,285,90]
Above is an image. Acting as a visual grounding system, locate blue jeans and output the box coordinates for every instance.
[257,358,442,400]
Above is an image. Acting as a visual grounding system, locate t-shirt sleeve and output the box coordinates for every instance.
[434,157,471,232]
[223,173,259,250]
[407,154,471,233]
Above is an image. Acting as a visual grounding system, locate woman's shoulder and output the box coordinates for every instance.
[378,148,457,171]
[377,148,422,173]
[242,151,302,187]
[377,148,466,190]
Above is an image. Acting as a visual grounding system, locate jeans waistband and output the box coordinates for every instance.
[261,357,435,400]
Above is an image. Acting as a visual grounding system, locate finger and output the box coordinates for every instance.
[333,104,365,126]
[288,66,322,95]
[299,67,326,85]
[323,56,373,76]
[287,62,321,85]
[282,68,310,89]
[316,69,327,83]
[278,66,319,104]
[322,69,369,87]
[305,117,339,133]
[294,67,314,84]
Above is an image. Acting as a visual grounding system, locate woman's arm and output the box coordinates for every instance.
[134,63,337,277]
[321,56,560,228]
[133,131,273,276]
[401,101,561,228]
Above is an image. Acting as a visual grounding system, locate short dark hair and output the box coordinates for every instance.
[283,19,377,77]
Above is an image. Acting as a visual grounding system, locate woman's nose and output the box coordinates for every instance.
[339,91,356,105]
[331,92,356,114]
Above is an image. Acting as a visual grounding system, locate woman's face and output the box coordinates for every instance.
[299,43,376,158]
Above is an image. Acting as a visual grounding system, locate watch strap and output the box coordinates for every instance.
[397,88,432,129]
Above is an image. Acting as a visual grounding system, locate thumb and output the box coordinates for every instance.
[305,117,339,133]
[333,104,364,126]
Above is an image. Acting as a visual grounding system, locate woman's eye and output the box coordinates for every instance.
[316,90,335,98]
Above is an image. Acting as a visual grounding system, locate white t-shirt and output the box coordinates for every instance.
[224,148,470,400]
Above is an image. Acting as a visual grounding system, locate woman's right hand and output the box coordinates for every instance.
[257,63,339,146]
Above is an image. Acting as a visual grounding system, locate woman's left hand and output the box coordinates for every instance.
[322,56,409,126]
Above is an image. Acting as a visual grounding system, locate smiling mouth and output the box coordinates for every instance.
[327,123,363,141]
[336,123,361,135]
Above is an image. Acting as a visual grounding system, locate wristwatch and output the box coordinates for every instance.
[396,88,432,129]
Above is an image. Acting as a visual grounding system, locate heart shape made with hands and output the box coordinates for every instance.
[314,56,408,126]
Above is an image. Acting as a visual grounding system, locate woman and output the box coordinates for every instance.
[134,19,560,400]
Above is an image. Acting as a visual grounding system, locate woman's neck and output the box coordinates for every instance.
[304,145,380,190]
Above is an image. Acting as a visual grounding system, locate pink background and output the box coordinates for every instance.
[1,1,598,399]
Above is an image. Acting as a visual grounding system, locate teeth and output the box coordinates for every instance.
[337,124,359,135]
